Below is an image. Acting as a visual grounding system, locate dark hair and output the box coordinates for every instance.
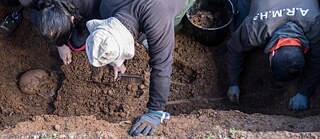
[270,46,305,82]
[37,0,82,46]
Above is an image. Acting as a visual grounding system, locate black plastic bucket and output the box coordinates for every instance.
[186,0,234,46]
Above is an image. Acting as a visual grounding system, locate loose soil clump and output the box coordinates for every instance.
[191,10,221,28]
[188,0,232,29]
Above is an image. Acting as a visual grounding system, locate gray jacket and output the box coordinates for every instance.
[100,0,187,110]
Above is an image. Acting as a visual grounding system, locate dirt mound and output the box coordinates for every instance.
[1,110,320,138]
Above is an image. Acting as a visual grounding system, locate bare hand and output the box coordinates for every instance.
[113,64,126,79]
[57,45,72,65]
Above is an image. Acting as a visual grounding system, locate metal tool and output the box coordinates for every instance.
[117,73,144,78]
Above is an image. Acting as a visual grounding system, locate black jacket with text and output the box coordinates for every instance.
[228,0,320,96]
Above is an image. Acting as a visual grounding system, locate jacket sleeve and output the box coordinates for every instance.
[297,42,320,96]
[141,1,185,111]
[227,44,246,86]
[227,23,254,86]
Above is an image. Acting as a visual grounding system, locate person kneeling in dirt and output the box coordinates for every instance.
[35,0,101,65]
[227,0,320,111]
[85,0,193,136]
[1,0,102,65]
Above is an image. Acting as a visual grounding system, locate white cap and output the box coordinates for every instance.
[85,17,135,67]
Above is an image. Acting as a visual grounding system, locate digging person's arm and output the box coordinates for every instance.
[128,0,187,136]
[227,37,247,103]
[298,48,320,97]
[227,44,246,87]
[133,0,186,115]
[143,14,175,113]
[227,23,251,103]
[227,20,267,103]
[294,38,320,109]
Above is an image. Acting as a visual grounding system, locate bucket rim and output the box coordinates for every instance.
[186,0,235,31]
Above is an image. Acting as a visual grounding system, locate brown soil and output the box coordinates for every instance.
[188,0,232,29]
[191,10,221,28]
[2,110,320,138]
[0,8,320,138]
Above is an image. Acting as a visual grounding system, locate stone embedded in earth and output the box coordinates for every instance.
[54,124,61,131]
[19,69,57,95]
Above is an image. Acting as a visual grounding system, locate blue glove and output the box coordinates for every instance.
[227,86,240,103]
[140,38,149,50]
[129,110,170,136]
[289,93,309,110]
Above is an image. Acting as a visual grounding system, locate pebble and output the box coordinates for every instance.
[139,84,145,89]
[44,116,51,122]
[31,117,36,122]
[127,85,132,91]
[132,86,138,91]
[144,80,150,86]
[209,112,214,117]
[31,116,41,122]
[107,90,113,95]
[119,113,126,118]
[54,124,60,131]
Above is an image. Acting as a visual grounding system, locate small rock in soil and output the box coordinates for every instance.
[132,85,138,91]
[107,90,113,96]
[139,84,145,90]
[119,113,126,118]
[44,116,51,122]
[127,85,132,91]
[54,124,60,131]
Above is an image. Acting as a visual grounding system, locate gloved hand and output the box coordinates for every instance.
[227,86,240,103]
[113,63,126,79]
[140,38,149,50]
[57,45,72,65]
[289,93,309,110]
[129,110,170,136]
